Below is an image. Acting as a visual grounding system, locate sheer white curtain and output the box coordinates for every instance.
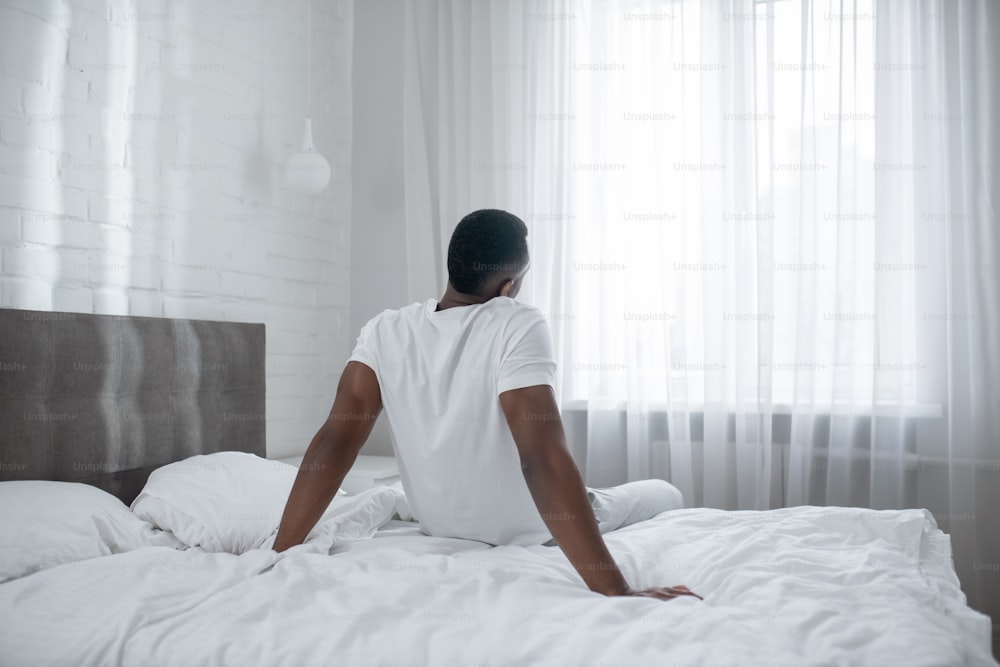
[402,0,999,623]
[401,0,539,303]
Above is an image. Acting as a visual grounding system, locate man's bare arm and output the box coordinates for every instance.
[499,384,701,600]
[273,361,382,552]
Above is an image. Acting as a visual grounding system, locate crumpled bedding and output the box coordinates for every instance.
[0,485,994,667]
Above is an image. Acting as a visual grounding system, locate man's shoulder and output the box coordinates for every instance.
[483,298,549,336]
[486,297,545,320]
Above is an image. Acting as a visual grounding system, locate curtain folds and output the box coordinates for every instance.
[402,0,999,623]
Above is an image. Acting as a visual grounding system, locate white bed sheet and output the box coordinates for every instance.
[0,493,995,667]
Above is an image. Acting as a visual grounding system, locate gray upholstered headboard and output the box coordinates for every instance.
[0,308,265,505]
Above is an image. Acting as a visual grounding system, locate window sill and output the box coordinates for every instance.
[560,399,944,419]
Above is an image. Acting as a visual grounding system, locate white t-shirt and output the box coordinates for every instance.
[348,296,557,546]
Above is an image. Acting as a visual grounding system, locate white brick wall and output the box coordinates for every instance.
[0,0,354,459]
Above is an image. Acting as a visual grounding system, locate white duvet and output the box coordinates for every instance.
[0,488,995,667]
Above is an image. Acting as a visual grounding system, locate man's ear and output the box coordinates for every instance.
[498,278,514,297]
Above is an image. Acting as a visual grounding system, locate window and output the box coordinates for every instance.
[560,0,917,409]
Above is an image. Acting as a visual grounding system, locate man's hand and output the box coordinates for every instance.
[272,361,381,553]
[618,585,703,601]
[499,384,701,601]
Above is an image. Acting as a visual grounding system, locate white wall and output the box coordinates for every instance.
[350,0,407,457]
[0,0,353,459]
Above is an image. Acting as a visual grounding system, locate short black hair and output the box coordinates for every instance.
[447,209,529,296]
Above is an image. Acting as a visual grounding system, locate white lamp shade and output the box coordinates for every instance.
[284,117,331,195]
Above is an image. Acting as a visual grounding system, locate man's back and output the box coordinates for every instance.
[274,208,700,601]
[349,296,557,545]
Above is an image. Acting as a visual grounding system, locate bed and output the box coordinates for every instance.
[0,307,995,667]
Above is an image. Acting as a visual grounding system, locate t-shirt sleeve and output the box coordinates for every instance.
[347,314,380,373]
[496,315,557,395]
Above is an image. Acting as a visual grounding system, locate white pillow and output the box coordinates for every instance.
[0,481,182,583]
[131,451,344,554]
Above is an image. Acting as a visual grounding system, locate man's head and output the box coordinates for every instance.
[447,209,529,299]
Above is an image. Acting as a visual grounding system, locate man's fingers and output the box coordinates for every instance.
[666,586,703,600]
[651,590,689,601]
[631,585,704,601]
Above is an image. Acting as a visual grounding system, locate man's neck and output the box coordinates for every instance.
[436,286,490,311]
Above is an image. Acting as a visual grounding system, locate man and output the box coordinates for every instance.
[273,209,700,601]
